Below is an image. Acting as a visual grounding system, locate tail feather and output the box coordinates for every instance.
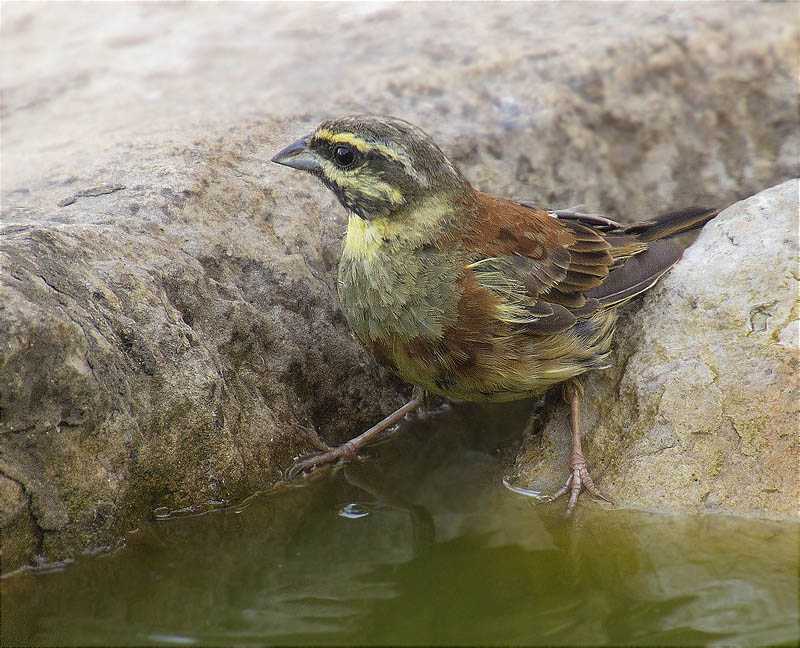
[586,240,682,306]
[587,206,719,307]
[623,207,719,242]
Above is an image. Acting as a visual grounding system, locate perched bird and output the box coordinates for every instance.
[272,115,717,514]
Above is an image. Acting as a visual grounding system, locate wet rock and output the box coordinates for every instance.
[2,3,798,572]
[508,180,799,519]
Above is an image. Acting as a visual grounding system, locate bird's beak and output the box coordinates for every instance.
[271,134,320,172]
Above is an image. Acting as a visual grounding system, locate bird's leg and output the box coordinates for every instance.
[549,380,611,515]
[286,394,423,480]
[414,389,434,423]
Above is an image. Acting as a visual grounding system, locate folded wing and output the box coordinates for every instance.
[464,192,717,335]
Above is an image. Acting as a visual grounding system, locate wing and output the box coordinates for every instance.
[462,193,715,335]
[549,204,718,306]
[461,192,613,335]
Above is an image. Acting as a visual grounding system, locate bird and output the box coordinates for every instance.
[271,114,717,514]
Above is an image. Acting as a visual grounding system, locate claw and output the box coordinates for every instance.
[549,462,612,516]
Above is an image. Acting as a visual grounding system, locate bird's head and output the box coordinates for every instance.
[271,115,471,221]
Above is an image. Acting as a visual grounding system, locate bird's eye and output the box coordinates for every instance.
[333,145,356,168]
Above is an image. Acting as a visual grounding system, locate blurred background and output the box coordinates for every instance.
[3,1,797,213]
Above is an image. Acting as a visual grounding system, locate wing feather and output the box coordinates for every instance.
[460,194,717,334]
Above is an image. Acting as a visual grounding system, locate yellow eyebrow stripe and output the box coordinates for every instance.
[314,128,400,159]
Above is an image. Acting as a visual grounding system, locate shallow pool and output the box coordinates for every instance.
[2,402,798,646]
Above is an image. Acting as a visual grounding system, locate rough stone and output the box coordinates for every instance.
[1,2,798,572]
[0,133,407,573]
[4,2,798,215]
[508,180,799,519]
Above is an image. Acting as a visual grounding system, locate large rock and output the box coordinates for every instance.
[0,134,407,572]
[3,3,797,214]
[508,180,799,519]
[2,3,798,572]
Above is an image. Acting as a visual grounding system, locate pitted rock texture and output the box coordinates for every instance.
[0,136,407,572]
[508,180,799,519]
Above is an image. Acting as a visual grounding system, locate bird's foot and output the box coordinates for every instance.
[285,395,424,482]
[286,439,361,481]
[548,459,611,516]
[548,380,613,515]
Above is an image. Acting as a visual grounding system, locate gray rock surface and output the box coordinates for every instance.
[1,2,798,572]
[508,180,799,519]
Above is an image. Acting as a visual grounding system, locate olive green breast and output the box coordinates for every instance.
[337,240,464,343]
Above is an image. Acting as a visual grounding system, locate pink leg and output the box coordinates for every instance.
[286,395,423,480]
[549,382,611,515]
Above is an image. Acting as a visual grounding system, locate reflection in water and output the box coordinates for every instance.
[1,402,798,646]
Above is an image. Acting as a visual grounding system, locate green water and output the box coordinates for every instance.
[2,402,798,646]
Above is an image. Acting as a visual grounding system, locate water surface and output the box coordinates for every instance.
[2,402,798,645]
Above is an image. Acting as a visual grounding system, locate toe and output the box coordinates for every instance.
[548,473,573,502]
[565,477,581,516]
[286,457,315,481]
[578,467,612,503]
